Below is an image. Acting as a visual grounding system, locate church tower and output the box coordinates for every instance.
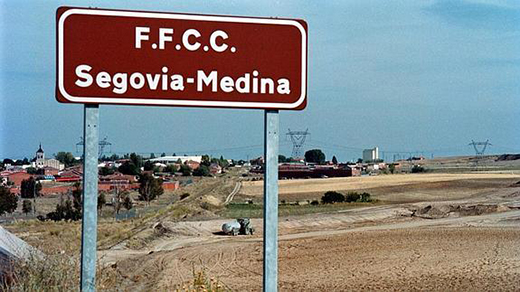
[36,143,45,168]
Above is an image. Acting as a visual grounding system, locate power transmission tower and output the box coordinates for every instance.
[468,140,491,169]
[469,140,491,156]
[286,129,310,159]
[76,136,112,158]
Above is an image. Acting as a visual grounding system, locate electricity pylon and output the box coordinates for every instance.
[286,129,310,159]
[76,136,112,158]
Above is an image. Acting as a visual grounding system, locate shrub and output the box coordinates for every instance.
[411,165,425,173]
[179,164,192,176]
[310,200,319,206]
[3,246,122,291]
[193,165,210,176]
[97,192,107,212]
[122,193,133,211]
[22,199,32,215]
[321,191,345,204]
[164,164,178,174]
[46,198,81,221]
[359,192,372,202]
[345,192,361,203]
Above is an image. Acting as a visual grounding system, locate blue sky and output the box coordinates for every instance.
[1,0,519,162]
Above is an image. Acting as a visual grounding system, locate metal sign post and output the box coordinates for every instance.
[80,104,99,292]
[57,7,307,291]
[263,110,279,292]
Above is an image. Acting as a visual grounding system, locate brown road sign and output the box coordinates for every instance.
[56,7,308,110]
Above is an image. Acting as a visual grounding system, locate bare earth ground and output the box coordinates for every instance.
[114,227,520,291]
[4,171,520,291]
[239,173,520,203]
[97,173,520,291]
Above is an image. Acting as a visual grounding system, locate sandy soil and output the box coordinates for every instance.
[100,173,520,291]
[111,211,520,291]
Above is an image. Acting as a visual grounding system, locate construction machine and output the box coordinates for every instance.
[221,218,254,236]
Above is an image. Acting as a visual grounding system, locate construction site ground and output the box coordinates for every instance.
[97,171,520,291]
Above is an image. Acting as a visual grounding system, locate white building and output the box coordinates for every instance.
[362,147,379,162]
[33,144,65,170]
[148,155,203,164]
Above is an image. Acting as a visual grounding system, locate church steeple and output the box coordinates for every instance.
[36,143,45,167]
[36,143,44,154]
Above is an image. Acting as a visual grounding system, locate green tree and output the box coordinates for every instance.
[278,155,288,163]
[26,167,38,174]
[193,165,210,176]
[109,154,120,161]
[179,164,192,176]
[130,153,143,168]
[143,160,155,171]
[150,153,156,159]
[20,177,42,199]
[118,161,140,175]
[0,186,18,216]
[99,166,115,176]
[160,153,166,157]
[72,182,82,212]
[388,163,396,174]
[201,155,211,167]
[164,164,178,174]
[138,173,164,204]
[332,156,338,165]
[46,196,81,221]
[345,192,361,203]
[98,192,106,213]
[55,152,77,167]
[22,199,32,215]
[321,191,345,204]
[218,156,229,168]
[305,149,326,164]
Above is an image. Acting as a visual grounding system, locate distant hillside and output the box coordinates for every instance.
[497,154,520,161]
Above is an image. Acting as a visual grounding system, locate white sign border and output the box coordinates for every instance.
[58,8,307,109]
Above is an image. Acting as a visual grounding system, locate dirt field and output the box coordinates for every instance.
[104,172,520,291]
[240,173,520,203]
[110,210,520,291]
[5,170,520,291]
